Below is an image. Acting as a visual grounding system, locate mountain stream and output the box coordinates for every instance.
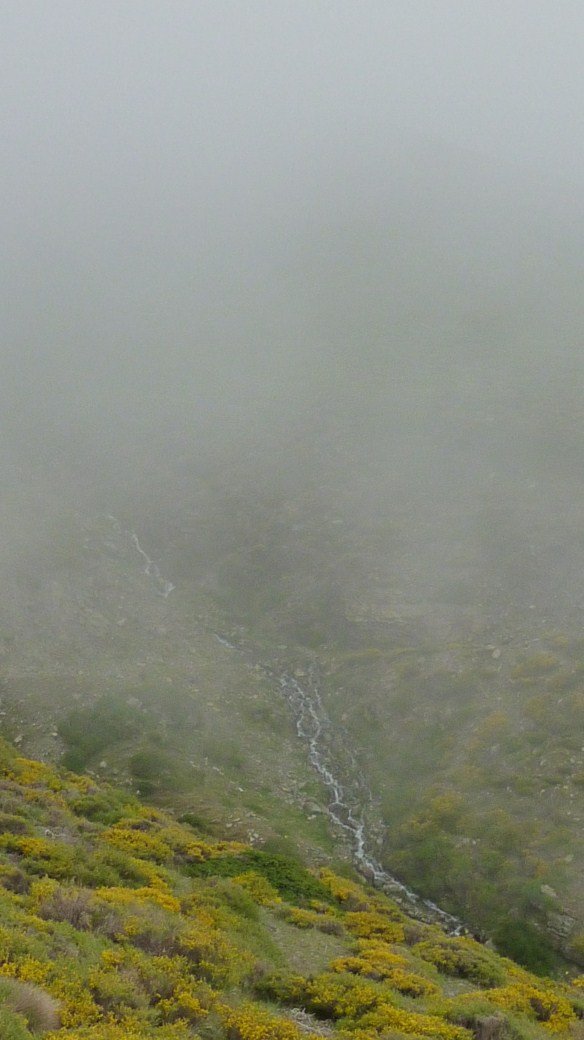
[121,519,463,933]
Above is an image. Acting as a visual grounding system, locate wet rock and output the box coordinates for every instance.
[547,911,576,940]
[303,800,325,815]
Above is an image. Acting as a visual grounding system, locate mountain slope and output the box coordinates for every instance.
[0,738,582,1040]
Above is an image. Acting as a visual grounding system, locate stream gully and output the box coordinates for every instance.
[120,518,463,933]
[216,635,463,934]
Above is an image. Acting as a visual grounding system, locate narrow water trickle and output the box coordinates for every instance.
[271,668,464,933]
[103,515,175,598]
[214,633,464,932]
[107,516,463,932]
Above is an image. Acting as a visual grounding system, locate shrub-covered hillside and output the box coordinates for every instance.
[0,739,582,1040]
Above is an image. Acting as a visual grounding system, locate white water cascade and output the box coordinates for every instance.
[103,516,175,598]
[104,514,463,932]
[128,531,176,599]
[213,635,464,933]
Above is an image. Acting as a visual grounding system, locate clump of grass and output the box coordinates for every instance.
[0,978,60,1033]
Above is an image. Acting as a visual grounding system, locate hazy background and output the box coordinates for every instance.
[2,0,584,625]
[2,4,584,962]
[2,1,584,463]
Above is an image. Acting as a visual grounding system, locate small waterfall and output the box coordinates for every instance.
[102,515,175,598]
[275,668,463,932]
[128,531,175,598]
[105,513,463,933]
[214,635,463,933]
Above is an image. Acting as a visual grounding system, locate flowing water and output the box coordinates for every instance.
[215,636,463,933]
[109,516,463,932]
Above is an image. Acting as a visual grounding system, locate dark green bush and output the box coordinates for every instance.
[492,920,556,975]
[129,746,185,796]
[58,695,140,771]
[70,789,139,825]
[188,850,334,904]
[414,938,507,987]
[0,813,31,835]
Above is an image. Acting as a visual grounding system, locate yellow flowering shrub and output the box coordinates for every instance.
[359,1002,471,1039]
[276,904,344,933]
[99,825,174,863]
[184,838,249,860]
[157,982,210,1023]
[0,835,60,859]
[480,983,576,1032]
[0,956,51,985]
[6,757,63,791]
[87,965,148,1013]
[96,884,181,914]
[62,771,96,794]
[28,877,59,909]
[0,923,38,965]
[51,978,102,1027]
[413,937,507,987]
[319,868,372,908]
[331,939,407,976]
[179,919,253,985]
[305,971,384,1019]
[0,737,577,1040]
[344,911,405,943]
[221,1001,321,1040]
[45,1020,192,1040]
[231,870,282,905]
[0,835,77,879]
[330,941,438,997]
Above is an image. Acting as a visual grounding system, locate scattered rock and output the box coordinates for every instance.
[303,800,324,815]
[547,911,577,940]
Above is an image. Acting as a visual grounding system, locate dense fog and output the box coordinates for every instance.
[3,5,584,969]
[2,1,584,624]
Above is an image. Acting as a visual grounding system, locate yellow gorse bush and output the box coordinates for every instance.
[359,1002,471,1039]
[100,825,175,863]
[220,1001,321,1040]
[231,870,282,905]
[480,983,576,1032]
[7,757,64,791]
[344,910,406,943]
[95,883,181,913]
[0,737,577,1040]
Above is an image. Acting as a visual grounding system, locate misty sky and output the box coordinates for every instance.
[2,2,584,454]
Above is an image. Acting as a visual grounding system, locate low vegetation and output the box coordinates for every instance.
[0,738,581,1040]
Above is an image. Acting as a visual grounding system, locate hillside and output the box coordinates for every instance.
[3,0,584,1020]
[0,737,583,1040]
[1,451,584,970]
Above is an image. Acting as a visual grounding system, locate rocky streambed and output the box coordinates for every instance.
[121,517,464,932]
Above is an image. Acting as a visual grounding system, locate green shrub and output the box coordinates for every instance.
[0,1007,33,1040]
[187,849,333,905]
[442,995,531,1040]
[129,747,185,796]
[70,790,138,826]
[58,695,140,771]
[492,920,556,976]
[414,938,508,987]
[0,813,31,835]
